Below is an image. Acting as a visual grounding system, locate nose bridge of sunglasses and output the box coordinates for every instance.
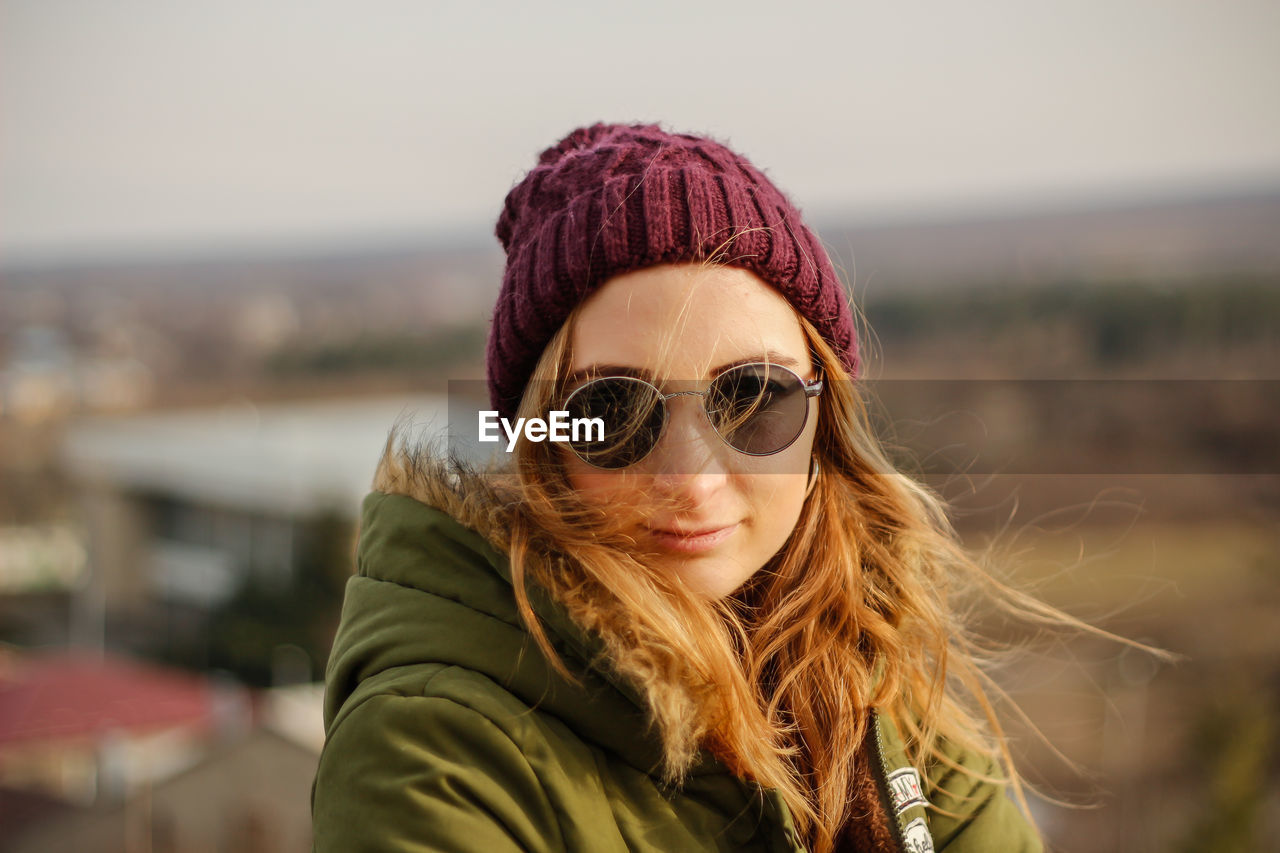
[655,391,731,455]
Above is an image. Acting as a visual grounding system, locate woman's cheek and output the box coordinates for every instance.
[564,463,639,508]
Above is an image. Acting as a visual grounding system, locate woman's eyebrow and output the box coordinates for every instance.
[567,351,802,385]
[714,351,802,374]
[566,364,649,385]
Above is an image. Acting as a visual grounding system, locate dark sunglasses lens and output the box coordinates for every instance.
[708,364,809,455]
[564,378,665,469]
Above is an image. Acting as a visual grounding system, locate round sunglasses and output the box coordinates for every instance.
[562,362,824,469]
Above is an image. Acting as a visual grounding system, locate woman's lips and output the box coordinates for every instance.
[645,523,739,554]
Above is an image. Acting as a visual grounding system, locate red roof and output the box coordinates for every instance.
[0,649,216,747]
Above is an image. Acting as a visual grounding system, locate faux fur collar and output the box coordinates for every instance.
[369,432,522,557]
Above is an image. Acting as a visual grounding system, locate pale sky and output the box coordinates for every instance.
[3,0,1279,262]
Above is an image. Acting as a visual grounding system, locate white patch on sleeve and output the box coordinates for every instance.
[902,817,935,853]
[886,766,928,813]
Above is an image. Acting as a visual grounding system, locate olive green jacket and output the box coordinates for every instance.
[312,462,1042,852]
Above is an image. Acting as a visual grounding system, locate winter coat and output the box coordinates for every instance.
[311,451,1042,852]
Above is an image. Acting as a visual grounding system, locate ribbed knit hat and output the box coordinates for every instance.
[487,122,858,419]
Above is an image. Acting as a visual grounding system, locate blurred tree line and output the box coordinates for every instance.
[264,324,485,378]
[864,275,1279,370]
[248,276,1279,382]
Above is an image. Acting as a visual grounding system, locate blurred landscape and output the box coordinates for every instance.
[1,189,1277,852]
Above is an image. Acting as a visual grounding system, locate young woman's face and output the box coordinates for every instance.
[563,264,819,599]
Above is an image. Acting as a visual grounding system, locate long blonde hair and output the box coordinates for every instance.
[483,278,1100,852]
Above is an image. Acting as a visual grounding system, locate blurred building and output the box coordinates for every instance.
[1,649,322,853]
[58,395,449,655]
[0,647,245,804]
[8,724,319,853]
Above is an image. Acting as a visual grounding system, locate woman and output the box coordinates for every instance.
[312,123,1044,852]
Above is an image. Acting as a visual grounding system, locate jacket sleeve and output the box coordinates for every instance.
[312,692,566,853]
[926,746,1043,853]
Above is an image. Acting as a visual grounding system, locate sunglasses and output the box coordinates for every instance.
[562,362,824,469]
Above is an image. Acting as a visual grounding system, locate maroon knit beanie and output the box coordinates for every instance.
[487,122,858,420]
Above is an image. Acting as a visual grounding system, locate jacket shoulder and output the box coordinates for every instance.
[922,734,1044,852]
[333,661,600,766]
[314,664,799,853]
[314,664,609,853]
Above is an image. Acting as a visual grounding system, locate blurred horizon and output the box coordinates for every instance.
[5,0,1279,264]
[3,179,1280,271]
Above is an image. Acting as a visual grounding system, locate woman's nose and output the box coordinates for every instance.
[647,395,727,502]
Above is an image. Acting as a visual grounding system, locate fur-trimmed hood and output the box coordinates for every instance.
[322,437,707,778]
[314,440,820,852]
